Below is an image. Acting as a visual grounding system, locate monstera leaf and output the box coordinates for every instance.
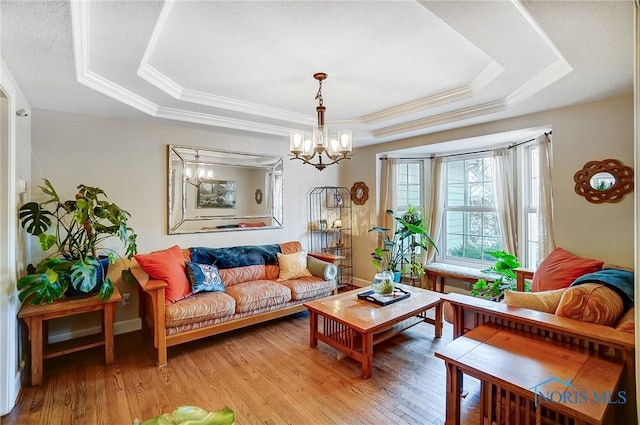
[70,258,99,293]
[19,202,52,236]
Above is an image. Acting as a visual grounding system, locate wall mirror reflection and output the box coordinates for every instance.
[168,145,284,234]
[589,172,615,191]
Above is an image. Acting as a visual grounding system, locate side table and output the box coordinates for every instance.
[18,286,121,385]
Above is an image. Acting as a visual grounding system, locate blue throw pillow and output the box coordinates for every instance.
[184,261,225,293]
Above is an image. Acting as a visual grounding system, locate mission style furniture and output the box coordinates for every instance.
[304,284,443,378]
[18,286,121,385]
[439,293,635,425]
[133,241,337,366]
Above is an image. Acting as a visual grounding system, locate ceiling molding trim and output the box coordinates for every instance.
[362,61,504,125]
[69,0,89,78]
[372,100,505,138]
[82,71,159,115]
[156,107,291,137]
[138,64,183,99]
[506,58,573,106]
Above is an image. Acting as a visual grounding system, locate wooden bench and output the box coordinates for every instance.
[441,293,636,424]
[424,263,501,293]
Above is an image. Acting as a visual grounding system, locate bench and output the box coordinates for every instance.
[424,262,501,293]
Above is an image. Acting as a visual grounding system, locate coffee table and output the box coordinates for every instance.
[304,284,443,378]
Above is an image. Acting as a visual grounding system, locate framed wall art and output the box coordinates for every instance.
[197,180,236,208]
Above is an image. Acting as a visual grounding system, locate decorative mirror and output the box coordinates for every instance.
[168,145,284,233]
[350,181,369,205]
[573,159,633,203]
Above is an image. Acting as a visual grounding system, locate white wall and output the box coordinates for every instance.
[0,58,31,416]
[30,109,340,339]
[342,94,635,283]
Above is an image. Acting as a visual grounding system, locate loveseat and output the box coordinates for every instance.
[132,241,337,365]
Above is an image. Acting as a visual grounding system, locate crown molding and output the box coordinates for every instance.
[507,58,573,106]
[362,61,504,126]
[372,100,505,138]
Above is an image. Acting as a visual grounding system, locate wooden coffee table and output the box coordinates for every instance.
[304,284,443,378]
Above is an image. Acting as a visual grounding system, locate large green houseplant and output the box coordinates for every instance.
[369,208,438,279]
[17,179,138,304]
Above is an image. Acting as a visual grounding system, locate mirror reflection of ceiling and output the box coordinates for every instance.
[0,1,633,146]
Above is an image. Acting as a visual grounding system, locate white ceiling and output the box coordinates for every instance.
[0,1,633,148]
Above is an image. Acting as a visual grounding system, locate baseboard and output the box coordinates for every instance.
[353,277,369,287]
[48,318,142,344]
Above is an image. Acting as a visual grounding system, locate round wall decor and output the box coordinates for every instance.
[350,181,369,205]
[254,189,263,204]
[573,159,633,203]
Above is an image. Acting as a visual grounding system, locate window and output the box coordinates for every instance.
[396,161,422,216]
[522,145,540,268]
[443,156,500,263]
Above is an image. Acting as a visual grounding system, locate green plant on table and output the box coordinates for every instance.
[368,207,438,276]
[17,179,138,304]
[470,250,529,299]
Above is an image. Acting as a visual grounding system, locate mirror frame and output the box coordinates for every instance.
[573,158,633,203]
[168,145,284,234]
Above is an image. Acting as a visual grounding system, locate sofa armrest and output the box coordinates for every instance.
[307,255,337,281]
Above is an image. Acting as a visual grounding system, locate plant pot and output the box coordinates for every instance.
[64,256,110,298]
[393,271,401,283]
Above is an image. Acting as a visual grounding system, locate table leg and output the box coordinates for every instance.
[29,317,43,386]
[361,332,373,379]
[434,302,443,338]
[104,302,115,364]
[309,311,318,347]
[445,362,462,425]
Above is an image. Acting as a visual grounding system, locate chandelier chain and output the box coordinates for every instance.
[315,79,323,106]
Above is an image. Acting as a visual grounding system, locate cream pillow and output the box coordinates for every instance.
[503,288,566,314]
[277,251,312,281]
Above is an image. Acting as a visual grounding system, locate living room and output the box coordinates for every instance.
[0,1,638,424]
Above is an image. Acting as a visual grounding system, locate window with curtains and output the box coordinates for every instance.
[392,139,545,269]
[443,155,501,263]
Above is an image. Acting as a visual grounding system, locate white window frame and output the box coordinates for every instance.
[439,153,500,267]
[518,142,540,269]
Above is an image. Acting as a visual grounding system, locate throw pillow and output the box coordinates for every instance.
[277,251,312,281]
[555,283,624,326]
[184,261,225,293]
[503,288,566,314]
[134,245,192,305]
[532,248,603,292]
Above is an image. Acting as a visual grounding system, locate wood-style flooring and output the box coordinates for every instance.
[3,311,481,425]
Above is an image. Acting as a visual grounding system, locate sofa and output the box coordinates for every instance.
[132,241,337,365]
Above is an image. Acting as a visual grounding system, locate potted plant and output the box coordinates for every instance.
[369,208,438,281]
[17,179,138,304]
[470,250,528,299]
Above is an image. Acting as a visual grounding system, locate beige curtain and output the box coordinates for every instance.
[537,134,556,259]
[424,157,444,263]
[492,147,518,256]
[378,158,397,231]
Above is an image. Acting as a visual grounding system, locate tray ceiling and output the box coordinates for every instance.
[0,0,633,147]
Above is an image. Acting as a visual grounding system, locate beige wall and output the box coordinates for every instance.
[343,94,635,284]
[30,109,340,339]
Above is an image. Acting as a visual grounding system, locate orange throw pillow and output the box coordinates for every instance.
[135,245,192,305]
[556,283,624,326]
[532,248,603,292]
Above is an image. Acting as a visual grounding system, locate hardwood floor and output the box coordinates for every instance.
[3,312,481,425]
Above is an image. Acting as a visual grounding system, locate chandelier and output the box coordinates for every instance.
[289,73,352,171]
[184,150,213,186]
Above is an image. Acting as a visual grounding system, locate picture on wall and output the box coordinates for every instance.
[197,180,236,208]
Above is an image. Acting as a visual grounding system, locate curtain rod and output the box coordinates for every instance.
[379,131,552,160]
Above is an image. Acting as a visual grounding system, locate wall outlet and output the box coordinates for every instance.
[122,293,131,306]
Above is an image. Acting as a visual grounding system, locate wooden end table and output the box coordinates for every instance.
[304,284,443,378]
[18,286,121,385]
[435,324,624,425]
